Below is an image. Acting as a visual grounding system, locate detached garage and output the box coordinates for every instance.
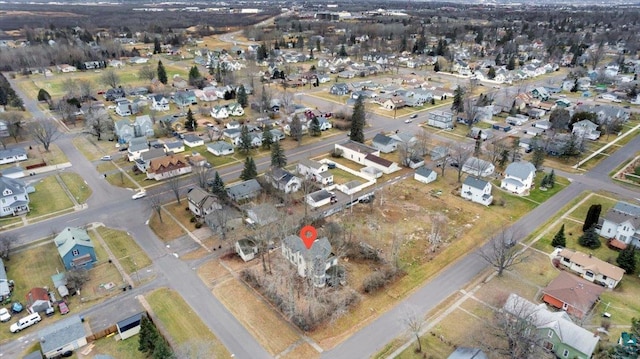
[117,312,145,340]
[39,315,87,358]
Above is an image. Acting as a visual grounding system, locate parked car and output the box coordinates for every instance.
[10,312,41,333]
[0,308,11,322]
[100,155,112,161]
[131,190,147,200]
[404,119,413,123]
[45,306,55,317]
[11,302,23,314]
[327,162,337,169]
[58,301,69,315]
[409,114,418,119]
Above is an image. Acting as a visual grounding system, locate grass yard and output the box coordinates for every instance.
[165,202,195,229]
[25,143,69,166]
[105,171,138,189]
[71,135,114,162]
[59,172,93,203]
[146,288,230,358]
[86,333,147,359]
[148,211,185,241]
[29,176,74,217]
[213,278,302,356]
[329,167,366,184]
[96,161,117,173]
[95,227,152,275]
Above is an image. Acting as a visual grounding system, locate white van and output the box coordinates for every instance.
[10,312,41,333]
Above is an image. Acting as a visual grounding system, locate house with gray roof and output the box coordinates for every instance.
[55,227,97,270]
[330,83,350,96]
[0,258,9,297]
[114,119,135,143]
[173,90,197,107]
[266,167,301,193]
[297,159,333,185]
[246,203,279,226]
[599,201,640,247]
[182,134,204,147]
[0,176,30,217]
[163,140,185,154]
[500,161,536,195]
[306,189,333,208]
[414,166,437,184]
[427,110,454,129]
[134,148,165,173]
[187,187,220,217]
[502,293,599,359]
[572,119,600,140]
[461,176,493,206]
[134,115,154,138]
[462,157,495,178]
[371,133,398,153]
[0,147,27,165]
[282,235,337,288]
[226,179,262,202]
[127,137,149,161]
[38,315,88,359]
[207,141,234,156]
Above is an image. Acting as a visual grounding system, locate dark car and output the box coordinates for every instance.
[449,162,459,168]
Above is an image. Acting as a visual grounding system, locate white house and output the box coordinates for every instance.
[0,148,28,165]
[598,201,640,248]
[461,176,493,206]
[187,187,221,217]
[235,238,258,262]
[164,141,185,154]
[427,111,454,129]
[500,161,536,195]
[207,141,235,156]
[150,95,170,111]
[371,133,398,153]
[556,248,625,289]
[0,176,30,217]
[127,137,149,161]
[297,159,333,185]
[182,134,204,148]
[414,167,437,184]
[233,133,262,148]
[211,105,229,119]
[335,141,380,166]
[267,167,302,193]
[227,103,244,116]
[281,235,337,288]
[306,189,333,208]
[39,316,87,359]
[462,157,495,177]
[572,120,601,140]
[146,154,192,181]
[364,153,401,174]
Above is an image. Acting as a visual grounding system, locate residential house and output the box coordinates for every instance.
[182,134,204,148]
[0,176,30,217]
[164,140,185,154]
[133,148,165,173]
[430,146,449,161]
[500,161,537,195]
[542,272,605,319]
[453,59,471,76]
[115,119,135,143]
[427,111,454,129]
[534,120,552,130]
[503,293,599,359]
[246,203,279,226]
[235,238,259,262]
[0,148,27,165]
[116,312,145,341]
[598,201,640,247]
[330,83,350,96]
[233,133,262,148]
[297,159,333,185]
[25,287,52,314]
[572,119,601,140]
[371,133,398,153]
[447,347,488,359]
[335,141,380,166]
[115,100,132,117]
[506,115,529,126]
[266,167,302,193]
[226,179,262,202]
[187,187,221,217]
[462,157,495,177]
[39,315,88,359]
[414,167,437,184]
[461,176,493,206]
[531,87,550,101]
[133,115,154,138]
[55,227,97,270]
[207,141,235,156]
[228,103,245,117]
[306,189,333,208]
[150,94,170,111]
[222,128,241,141]
[364,153,400,174]
[127,137,149,161]
[0,258,10,297]
[211,105,229,119]
[146,154,192,181]
[556,248,625,288]
[57,64,77,73]
[281,235,337,288]
[382,97,406,110]
[172,76,188,89]
[173,90,197,107]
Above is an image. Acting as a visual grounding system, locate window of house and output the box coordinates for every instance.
[547,329,553,338]
[603,275,608,280]
[562,302,568,310]
[543,341,554,350]
[563,349,570,358]
[72,249,80,256]
[585,271,594,277]
[607,228,611,233]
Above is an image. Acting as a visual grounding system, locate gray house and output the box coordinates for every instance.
[282,235,337,288]
[39,315,88,359]
[414,166,437,184]
[226,179,262,202]
[371,133,398,153]
[427,111,454,129]
[330,83,350,95]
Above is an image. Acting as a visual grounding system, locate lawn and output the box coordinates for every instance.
[59,172,93,203]
[95,227,152,275]
[148,211,185,242]
[105,171,138,189]
[25,143,69,166]
[29,176,74,217]
[146,288,230,358]
[71,135,114,162]
[165,202,195,229]
[87,333,147,359]
[329,167,366,184]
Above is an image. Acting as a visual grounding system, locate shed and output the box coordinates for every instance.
[117,312,145,340]
[414,166,437,184]
[39,315,87,358]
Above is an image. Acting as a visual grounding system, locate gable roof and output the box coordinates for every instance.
[298,158,325,170]
[504,161,536,181]
[338,140,378,154]
[54,227,94,258]
[208,141,234,152]
[148,154,189,174]
[415,166,435,178]
[603,201,640,228]
[182,134,202,144]
[372,133,396,146]
[0,147,27,158]
[39,315,87,354]
[463,176,489,190]
[365,153,394,168]
[503,293,599,357]
[543,272,604,313]
[0,176,26,196]
[283,235,332,260]
[558,248,625,280]
[226,179,261,199]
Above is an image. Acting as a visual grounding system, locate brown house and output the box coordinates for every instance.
[542,271,605,319]
[146,154,192,181]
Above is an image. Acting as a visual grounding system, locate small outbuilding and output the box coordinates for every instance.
[116,312,145,340]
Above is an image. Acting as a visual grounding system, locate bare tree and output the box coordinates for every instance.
[86,111,110,141]
[397,141,413,167]
[463,95,480,128]
[66,268,89,295]
[0,112,24,144]
[477,228,526,277]
[0,233,15,260]
[192,163,212,189]
[148,195,164,223]
[589,42,605,70]
[451,143,473,182]
[77,80,94,103]
[61,78,79,98]
[428,213,448,248]
[402,305,426,353]
[28,118,61,151]
[138,64,156,81]
[413,128,431,157]
[57,100,78,125]
[100,68,120,89]
[167,176,182,204]
[486,139,508,167]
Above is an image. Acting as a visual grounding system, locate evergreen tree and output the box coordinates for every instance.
[487,66,496,79]
[433,61,440,72]
[210,171,226,198]
[350,96,366,143]
[290,115,303,142]
[188,65,201,87]
[495,53,502,66]
[451,86,465,113]
[338,44,348,57]
[138,317,158,353]
[37,88,51,103]
[578,225,601,249]
[152,338,174,359]
[157,61,168,85]
[571,78,579,93]
[153,37,161,54]
[561,134,580,158]
[551,224,566,247]
[582,204,602,232]
[240,156,257,181]
[238,125,252,153]
[237,85,248,108]
[310,116,321,136]
[184,108,197,131]
[616,245,636,274]
[261,126,273,150]
[548,169,555,188]
[506,56,516,70]
[270,141,287,168]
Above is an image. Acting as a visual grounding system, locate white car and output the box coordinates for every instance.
[131,191,147,200]
[404,119,413,123]
[0,308,11,322]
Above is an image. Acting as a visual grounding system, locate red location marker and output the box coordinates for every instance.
[299,225,318,250]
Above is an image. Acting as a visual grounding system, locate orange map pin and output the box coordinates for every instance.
[299,225,317,250]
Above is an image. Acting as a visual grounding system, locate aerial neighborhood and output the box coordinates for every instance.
[1,1,640,358]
